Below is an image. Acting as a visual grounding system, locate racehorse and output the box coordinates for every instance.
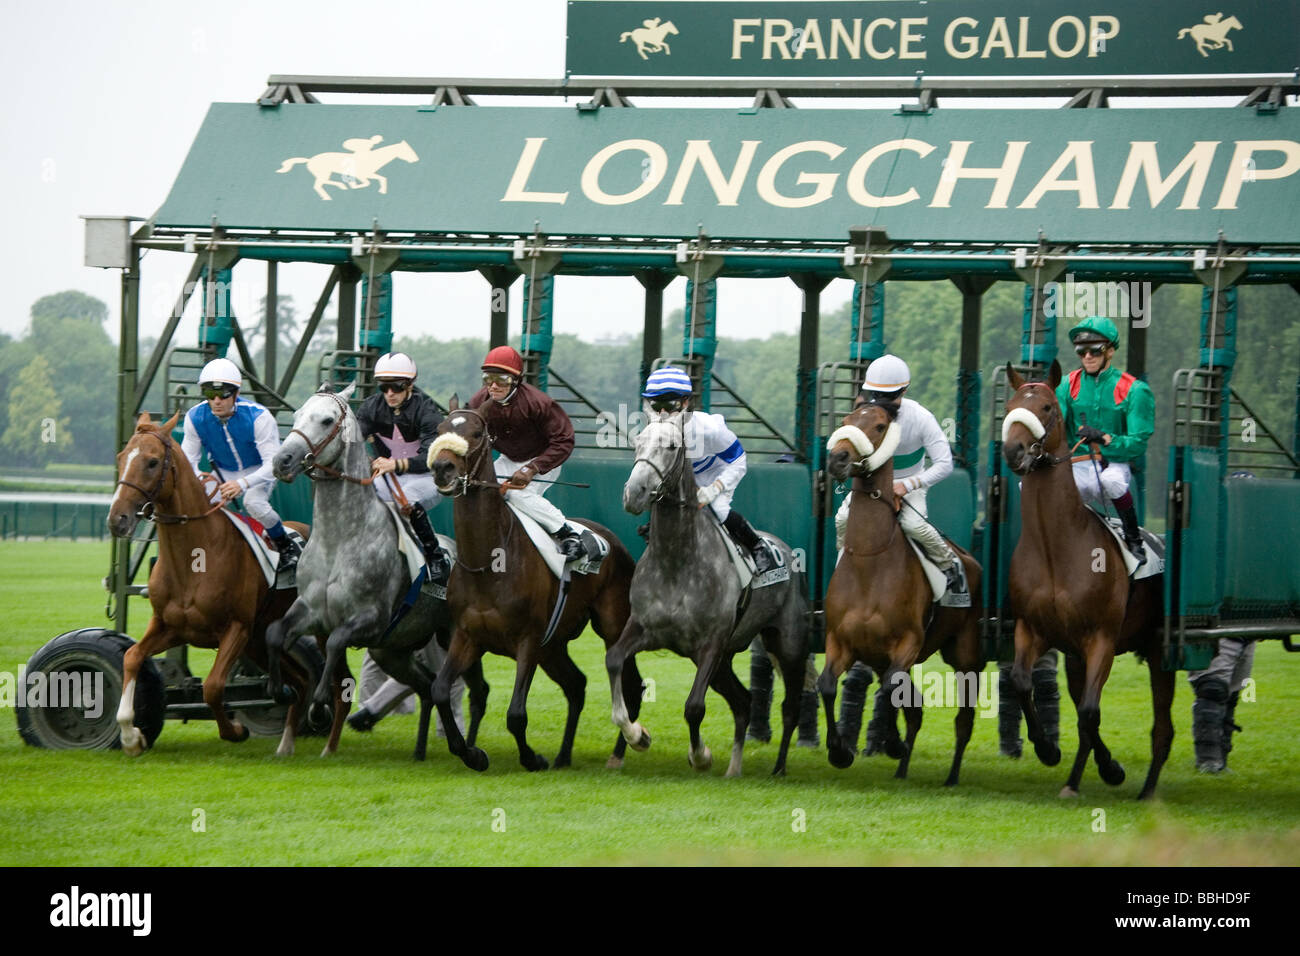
[264,384,488,759]
[427,400,645,772]
[1177,15,1242,57]
[108,411,312,754]
[609,413,811,776]
[276,138,419,201]
[1001,361,1171,799]
[817,400,984,785]
[619,19,678,59]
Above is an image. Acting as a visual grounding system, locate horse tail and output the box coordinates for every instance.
[1177,27,1190,39]
[276,158,308,173]
[620,31,632,42]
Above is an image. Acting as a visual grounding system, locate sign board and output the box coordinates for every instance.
[565,0,1299,78]
[154,103,1300,245]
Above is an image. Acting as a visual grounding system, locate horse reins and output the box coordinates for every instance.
[290,392,377,486]
[636,416,691,508]
[433,406,518,572]
[116,431,225,524]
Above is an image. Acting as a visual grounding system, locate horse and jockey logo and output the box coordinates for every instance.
[620,17,678,60]
[1177,12,1243,57]
[276,135,419,201]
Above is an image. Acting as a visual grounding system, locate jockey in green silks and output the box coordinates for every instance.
[1055,315,1155,562]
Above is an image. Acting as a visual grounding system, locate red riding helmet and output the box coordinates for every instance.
[481,346,524,377]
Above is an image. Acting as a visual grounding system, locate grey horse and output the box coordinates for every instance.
[607,413,811,776]
[264,383,488,759]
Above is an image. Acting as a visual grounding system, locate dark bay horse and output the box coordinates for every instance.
[265,385,489,759]
[818,401,984,785]
[1001,361,1171,799]
[609,413,811,776]
[427,401,644,772]
[108,411,312,754]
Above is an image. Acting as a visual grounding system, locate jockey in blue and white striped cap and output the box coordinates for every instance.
[639,366,775,573]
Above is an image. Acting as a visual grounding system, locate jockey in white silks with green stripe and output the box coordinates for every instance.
[833,354,967,598]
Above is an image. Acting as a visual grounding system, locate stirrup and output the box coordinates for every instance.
[276,536,302,570]
[751,543,775,574]
[943,561,966,593]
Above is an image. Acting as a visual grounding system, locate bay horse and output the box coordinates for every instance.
[264,384,489,759]
[1001,361,1171,799]
[817,400,984,785]
[108,411,313,754]
[427,400,644,772]
[609,413,811,776]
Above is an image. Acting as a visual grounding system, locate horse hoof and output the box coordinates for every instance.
[1059,786,1080,798]
[120,731,144,757]
[634,729,651,752]
[606,755,624,770]
[229,722,250,743]
[528,754,549,772]
[553,753,571,770]
[464,748,489,772]
[1100,760,1126,786]
[828,745,855,769]
[884,738,906,760]
[307,703,333,733]
[771,764,787,777]
[943,775,959,788]
[1034,740,1062,767]
[688,746,712,771]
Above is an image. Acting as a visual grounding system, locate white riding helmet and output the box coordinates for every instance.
[199,357,243,390]
[374,352,417,381]
[863,354,910,394]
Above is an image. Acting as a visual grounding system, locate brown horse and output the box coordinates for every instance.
[108,412,319,754]
[817,400,984,785]
[426,402,644,772]
[1001,361,1171,799]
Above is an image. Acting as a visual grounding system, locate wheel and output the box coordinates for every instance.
[230,637,328,738]
[16,629,165,751]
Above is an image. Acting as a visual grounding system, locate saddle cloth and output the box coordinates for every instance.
[904,539,972,608]
[706,512,790,592]
[222,510,294,589]
[1091,511,1165,580]
[506,502,610,580]
[382,502,457,600]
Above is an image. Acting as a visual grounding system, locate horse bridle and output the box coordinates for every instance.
[634,416,690,508]
[290,392,374,485]
[115,430,223,524]
[434,407,500,499]
[1007,385,1075,471]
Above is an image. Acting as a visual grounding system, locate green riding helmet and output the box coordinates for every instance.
[1068,315,1120,348]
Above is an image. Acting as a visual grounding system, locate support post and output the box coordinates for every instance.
[793,273,831,462]
[480,266,518,348]
[265,261,278,387]
[636,270,673,390]
[951,276,995,474]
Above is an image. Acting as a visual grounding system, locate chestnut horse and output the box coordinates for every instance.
[108,412,315,754]
[427,401,644,772]
[817,400,984,785]
[1001,361,1171,799]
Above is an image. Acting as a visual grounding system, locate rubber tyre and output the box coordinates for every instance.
[16,629,165,751]
[230,637,328,738]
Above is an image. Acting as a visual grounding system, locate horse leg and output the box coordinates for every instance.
[767,630,804,777]
[1138,653,1176,800]
[461,657,489,749]
[117,616,180,755]
[1078,635,1125,787]
[591,582,642,765]
[938,624,980,787]
[414,693,433,762]
[309,608,380,744]
[1011,620,1061,766]
[204,620,252,743]
[685,641,726,771]
[1058,651,1092,796]
[816,633,855,769]
[706,656,750,778]
[606,616,653,760]
[539,644,586,770]
[265,597,311,705]
[372,173,388,194]
[507,643,548,772]
[881,653,923,778]
[322,654,351,758]
[430,629,488,772]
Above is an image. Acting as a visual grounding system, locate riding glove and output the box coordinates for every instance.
[696,479,724,508]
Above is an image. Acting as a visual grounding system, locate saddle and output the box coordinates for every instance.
[1090,510,1165,580]
[223,511,303,590]
[706,513,789,591]
[505,502,610,580]
[381,502,456,600]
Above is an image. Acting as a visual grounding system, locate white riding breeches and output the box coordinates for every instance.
[494,454,568,534]
[204,465,281,528]
[835,486,955,568]
[1071,459,1130,506]
[375,471,442,510]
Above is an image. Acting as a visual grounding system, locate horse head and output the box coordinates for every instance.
[276,382,357,480]
[429,400,492,495]
[624,412,688,514]
[109,410,182,538]
[826,401,901,483]
[1001,360,1065,475]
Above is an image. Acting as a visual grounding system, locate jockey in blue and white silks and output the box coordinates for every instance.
[834,354,965,596]
[643,366,775,574]
[181,357,300,568]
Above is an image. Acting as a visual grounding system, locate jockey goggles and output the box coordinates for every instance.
[1074,343,1108,357]
[482,371,516,387]
[201,384,237,400]
[376,378,411,393]
[648,397,686,413]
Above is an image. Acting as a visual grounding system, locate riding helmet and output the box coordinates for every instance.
[642,366,694,398]
[481,346,524,377]
[1068,315,1120,348]
[199,357,243,390]
[375,352,417,380]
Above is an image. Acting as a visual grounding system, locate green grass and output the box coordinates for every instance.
[1,541,1297,866]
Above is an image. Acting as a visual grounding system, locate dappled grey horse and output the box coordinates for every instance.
[264,383,487,758]
[607,413,811,776]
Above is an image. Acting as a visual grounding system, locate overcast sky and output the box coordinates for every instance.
[1,0,1261,349]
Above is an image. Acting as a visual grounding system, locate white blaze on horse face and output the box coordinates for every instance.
[110,447,140,509]
[1001,407,1046,443]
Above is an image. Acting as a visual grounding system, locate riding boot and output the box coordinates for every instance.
[408,503,450,586]
[797,690,820,747]
[554,523,598,561]
[1031,654,1060,751]
[1221,690,1242,767]
[270,528,301,571]
[998,664,1023,758]
[746,644,773,743]
[1192,678,1229,773]
[1115,501,1147,564]
[837,661,871,752]
[863,682,894,755]
[723,509,775,574]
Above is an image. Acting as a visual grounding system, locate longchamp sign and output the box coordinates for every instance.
[565,0,1298,78]
[154,103,1300,245]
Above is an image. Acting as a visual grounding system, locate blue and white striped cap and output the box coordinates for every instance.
[642,367,694,398]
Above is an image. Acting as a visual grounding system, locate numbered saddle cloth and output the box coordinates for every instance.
[505,501,609,580]
[903,538,971,608]
[706,512,789,591]
[222,510,299,589]
[382,502,457,601]
[1093,512,1165,580]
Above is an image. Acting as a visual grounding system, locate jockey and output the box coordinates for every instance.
[834,354,966,597]
[1056,315,1154,562]
[355,352,451,585]
[468,346,595,561]
[642,366,776,575]
[182,357,301,569]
